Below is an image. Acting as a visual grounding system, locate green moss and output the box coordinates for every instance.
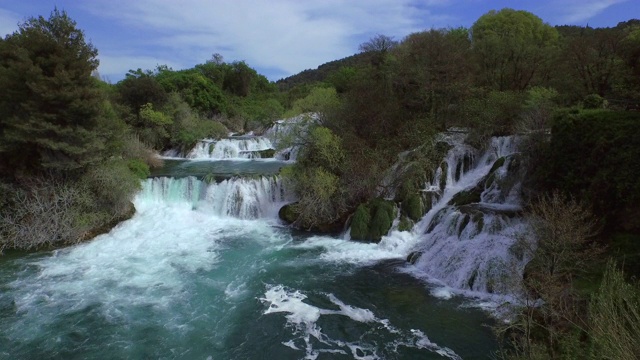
[350,204,371,240]
[448,186,482,206]
[369,205,393,242]
[489,157,505,174]
[439,162,448,191]
[278,203,298,224]
[350,198,395,242]
[398,216,414,232]
[255,149,276,158]
[402,194,424,221]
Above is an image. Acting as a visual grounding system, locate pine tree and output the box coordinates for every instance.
[0,8,105,175]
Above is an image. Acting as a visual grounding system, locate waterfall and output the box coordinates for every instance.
[186,137,274,160]
[403,134,531,297]
[139,175,293,220]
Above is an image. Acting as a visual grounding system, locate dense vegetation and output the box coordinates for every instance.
[1,6,640,359]
[0,9,286,252]
[273,9,640,359]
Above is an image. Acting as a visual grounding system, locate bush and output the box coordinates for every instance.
[589,261,640,359]
[583,94,607,109]
[127,159,151,179]
[539,110,640,230]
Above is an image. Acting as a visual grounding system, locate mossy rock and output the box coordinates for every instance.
[457,214,471,237]
[278,203,298,224]
[448,182,483,207]
[402,194,424,221]
[406,251,422,264]
[350,198,396,243]
[489,157,506,174]
[350,204,371,240]
[439,162,448,191]
[368,198,395,242]
[398,215,414,232]
[255,149,276,158]
[421,192,433,213]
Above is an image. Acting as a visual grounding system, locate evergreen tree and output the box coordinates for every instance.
[0,8,105,175]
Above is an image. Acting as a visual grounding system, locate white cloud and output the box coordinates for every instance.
[556,0,628,24]
[96,54,182,82]
[0,9,23,37]
[82,0,450,79]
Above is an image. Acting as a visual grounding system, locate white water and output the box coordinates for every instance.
[287,134,530,302]
[2,129,525,358]
[186,137,274,159]
[140,175,293,220]
[261,285,461,360]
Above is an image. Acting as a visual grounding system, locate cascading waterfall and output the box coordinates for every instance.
[405,134,531,298]
[140,175,293,219]
[186,137,274,159]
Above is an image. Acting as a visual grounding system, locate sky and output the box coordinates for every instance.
[1,0,637,82]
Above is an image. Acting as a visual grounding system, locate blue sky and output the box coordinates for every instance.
[1,0,637,82]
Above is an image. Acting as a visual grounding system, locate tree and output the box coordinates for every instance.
[0,8,106,174]
[560,26,626,97]
[394,28,473,129]
[359,34,398,53]
[471,9,559,91]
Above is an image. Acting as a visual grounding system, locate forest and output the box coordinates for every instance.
[1,7,640,359]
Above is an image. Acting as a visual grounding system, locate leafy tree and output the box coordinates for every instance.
[0,8,107,174]
[471,9,559,91]
[394,28,473,129]
[116,69,168,122]
[560,26,626,98]
[156,70,227,115]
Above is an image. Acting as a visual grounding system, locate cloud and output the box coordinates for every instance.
[81,0,452,79]
[96,54,182,82]
[0,9,23,36]
[556,0,628,24]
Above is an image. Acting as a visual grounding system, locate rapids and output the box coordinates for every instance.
[0,132,528,359]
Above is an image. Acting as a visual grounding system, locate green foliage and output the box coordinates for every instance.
[156,70,227,115]
[471,8,559,91]
[283,86,341,118]
[0,8,107,174]
[589,261,640,360]
[462,90,526,145]
[164,93,228,149]
[299,126,345,172]
[583,94,607,109]
[539,110,640,230]
[117,71,168,120]
[127,159,150,179]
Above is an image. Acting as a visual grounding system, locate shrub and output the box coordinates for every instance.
[583,94,607,109]
[127,159,151,179]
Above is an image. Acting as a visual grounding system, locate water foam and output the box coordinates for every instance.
[187,137,274,160]
[261,285,461,359]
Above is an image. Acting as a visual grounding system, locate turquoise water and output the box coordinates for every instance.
[0,195,497,359]
[0,150,501,359]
